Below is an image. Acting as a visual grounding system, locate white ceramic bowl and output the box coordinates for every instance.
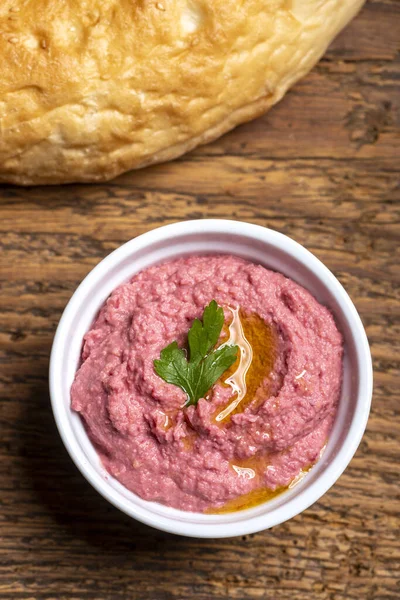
[49,219,373,538]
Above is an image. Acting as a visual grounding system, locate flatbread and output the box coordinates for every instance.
[0,0,364,185]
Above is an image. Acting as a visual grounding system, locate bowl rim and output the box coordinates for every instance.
[49,219,373,538]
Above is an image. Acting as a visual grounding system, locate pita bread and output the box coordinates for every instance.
[0,0,364,184]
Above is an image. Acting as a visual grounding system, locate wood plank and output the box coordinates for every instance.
[0,1,399,598]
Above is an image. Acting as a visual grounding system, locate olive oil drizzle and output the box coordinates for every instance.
[206,485,285,514]
[216,307,253,421]
[207,464,314,514]
[215,308,277,423]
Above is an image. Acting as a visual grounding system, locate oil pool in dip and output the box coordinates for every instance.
[71,255,343,513]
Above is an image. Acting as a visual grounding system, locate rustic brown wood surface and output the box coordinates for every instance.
[1,1,399,598]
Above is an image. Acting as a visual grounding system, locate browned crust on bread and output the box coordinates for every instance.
[0,0,365,185]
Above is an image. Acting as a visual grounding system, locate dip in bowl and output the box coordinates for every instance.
[50,220,372,537]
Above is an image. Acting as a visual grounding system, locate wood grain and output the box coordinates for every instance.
[0,1,399,598]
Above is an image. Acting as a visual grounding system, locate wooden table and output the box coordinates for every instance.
[1,2,399,598]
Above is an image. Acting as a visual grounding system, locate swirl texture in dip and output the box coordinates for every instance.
[71,255,343,512]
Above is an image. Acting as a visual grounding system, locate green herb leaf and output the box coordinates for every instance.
[154,301,238,407]
[187,299,224,363]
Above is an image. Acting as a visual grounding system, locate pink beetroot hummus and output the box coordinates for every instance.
[71,255,343,512]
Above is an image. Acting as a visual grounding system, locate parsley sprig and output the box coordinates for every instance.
[154,300,238,407]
